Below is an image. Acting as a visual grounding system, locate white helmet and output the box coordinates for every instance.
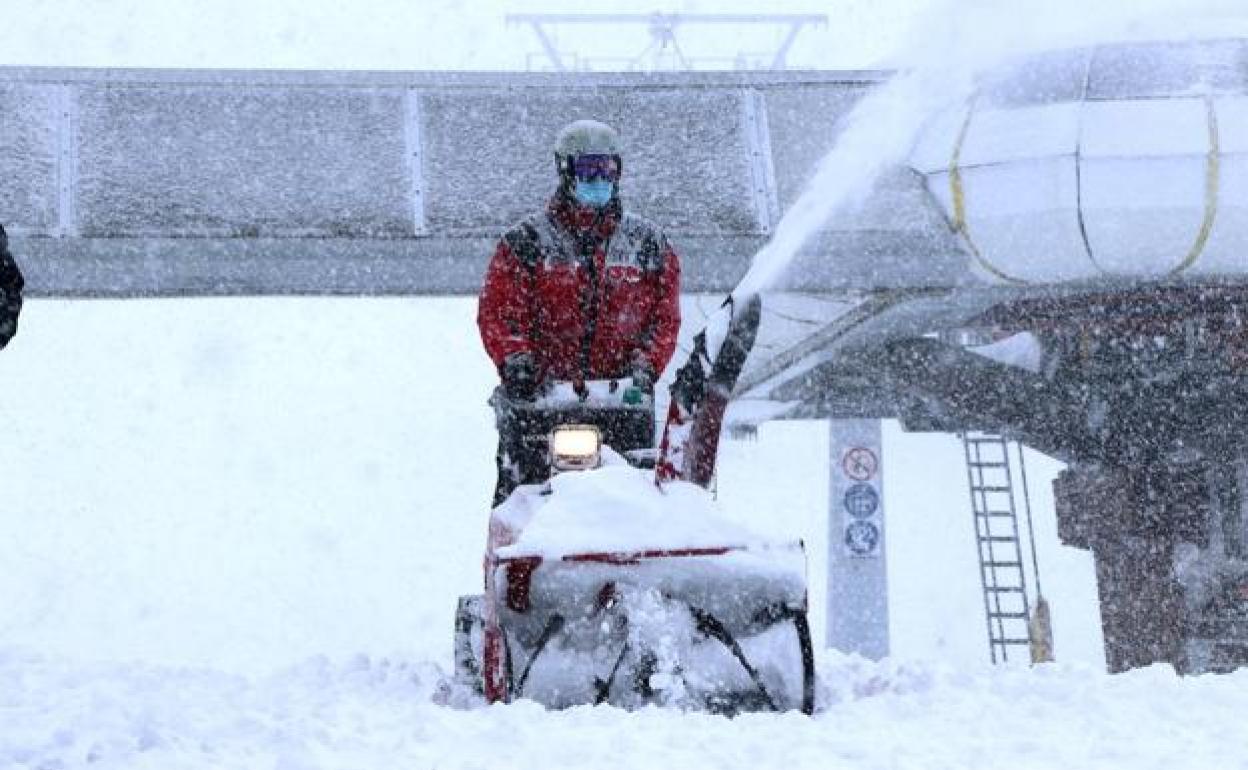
[554,119,622,179]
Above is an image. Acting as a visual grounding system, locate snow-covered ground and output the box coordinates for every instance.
[3,296,1242,769]
[7,648,1247,770]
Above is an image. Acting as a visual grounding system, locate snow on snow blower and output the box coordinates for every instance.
[452,294,814,714]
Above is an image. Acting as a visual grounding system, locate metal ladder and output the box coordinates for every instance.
[962,432,1032,664]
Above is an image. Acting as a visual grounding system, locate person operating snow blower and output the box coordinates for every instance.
[477,119,681,506]
[458,123,814,714]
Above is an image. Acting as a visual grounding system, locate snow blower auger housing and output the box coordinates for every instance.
[454,297,814,715]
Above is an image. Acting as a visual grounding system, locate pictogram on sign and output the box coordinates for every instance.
[844,521,881,556]
[842,447,878,481]
[843,483,880,519]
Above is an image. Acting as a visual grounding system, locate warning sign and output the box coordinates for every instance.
[842,447,878,481]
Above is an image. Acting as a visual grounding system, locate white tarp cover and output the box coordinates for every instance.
[910,39,1248,284]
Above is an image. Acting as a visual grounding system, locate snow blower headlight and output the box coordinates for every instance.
[550,425,602,471]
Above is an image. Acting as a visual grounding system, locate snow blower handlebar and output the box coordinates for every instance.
[495,379,659,485]
[520,378,654,411]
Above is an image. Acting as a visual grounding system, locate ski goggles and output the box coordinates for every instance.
[571,154,620,182]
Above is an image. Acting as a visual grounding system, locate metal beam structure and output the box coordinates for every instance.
[0,65,963,298]
[505,13,828,72]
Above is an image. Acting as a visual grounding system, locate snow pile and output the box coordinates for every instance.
[495,462,785,560]
[5,647,1246,770]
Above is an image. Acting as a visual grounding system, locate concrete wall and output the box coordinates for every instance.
[0,68,968,297]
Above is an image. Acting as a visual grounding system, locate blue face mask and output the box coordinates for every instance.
[574,179,614,208]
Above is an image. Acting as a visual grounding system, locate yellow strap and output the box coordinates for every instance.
[950,103,1028,285]
[1170,96,1220,275]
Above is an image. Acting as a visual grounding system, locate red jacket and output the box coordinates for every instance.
[478,196,681,382]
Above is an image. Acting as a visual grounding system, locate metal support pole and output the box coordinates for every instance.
[826,418,890,660]
[527,21,567,72]
[770,22,805,70]
[54,84,79,238]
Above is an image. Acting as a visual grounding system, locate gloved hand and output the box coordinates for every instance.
[501,351,540,401]
[630,359,657,395]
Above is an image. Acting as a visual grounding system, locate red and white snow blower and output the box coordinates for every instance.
[452,294,815,714]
